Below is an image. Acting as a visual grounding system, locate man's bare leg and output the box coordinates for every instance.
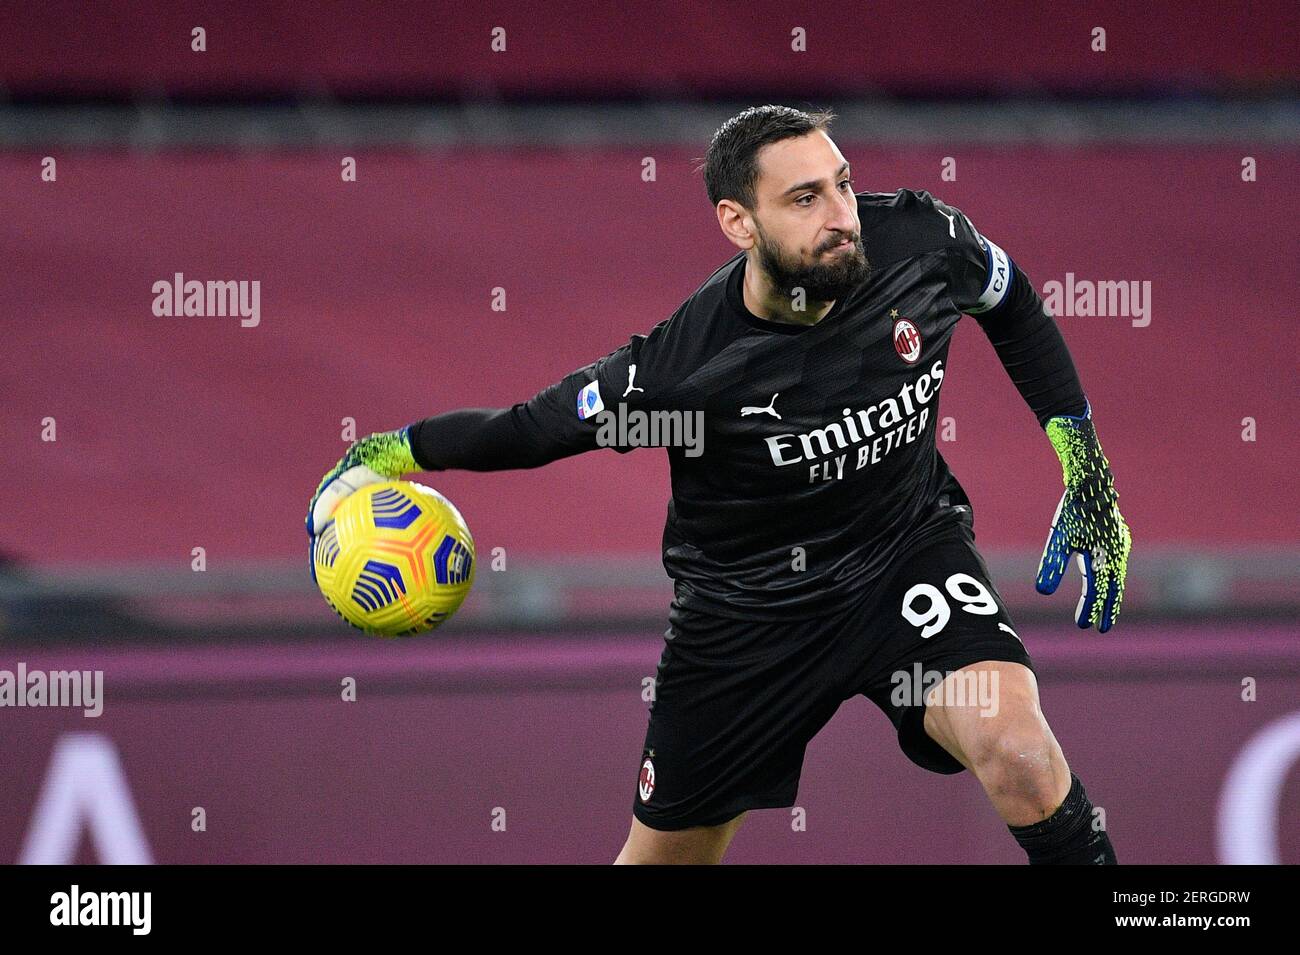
[923,660,1117,863]
[614,812,746,864]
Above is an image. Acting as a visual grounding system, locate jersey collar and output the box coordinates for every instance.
[726,254,849,335]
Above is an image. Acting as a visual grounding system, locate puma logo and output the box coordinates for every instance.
[741,393,781,420]
[623,364,645,398]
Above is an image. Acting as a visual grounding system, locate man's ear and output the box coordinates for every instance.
[716,200,756,252]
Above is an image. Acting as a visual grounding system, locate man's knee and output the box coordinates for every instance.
[960,706,1070,821]
[971,720,1056,781]
[924,663,1043,762]
[927,679,1059,792]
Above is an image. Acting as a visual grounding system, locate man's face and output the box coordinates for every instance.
[749,131,870,302]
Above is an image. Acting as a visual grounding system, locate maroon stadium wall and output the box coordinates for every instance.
[3,147,1296,565]
[3,1,1296,97]
[0,623,1296,863]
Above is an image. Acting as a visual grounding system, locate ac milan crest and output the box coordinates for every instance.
[892,316,922,364]
[638,758,656,802]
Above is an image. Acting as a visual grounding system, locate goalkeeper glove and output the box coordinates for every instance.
[1035,403,1132,632]
[305,427,419,581]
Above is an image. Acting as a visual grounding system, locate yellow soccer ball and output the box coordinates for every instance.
[313,480,475,636]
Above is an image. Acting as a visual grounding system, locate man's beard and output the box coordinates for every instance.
[754,224,871,304]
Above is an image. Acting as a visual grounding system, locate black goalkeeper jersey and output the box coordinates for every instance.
[412,189,1033,620]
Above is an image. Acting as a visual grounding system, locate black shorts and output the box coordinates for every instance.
[632,521,1034,831]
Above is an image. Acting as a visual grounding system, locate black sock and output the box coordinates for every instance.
[1007,772,1117,864]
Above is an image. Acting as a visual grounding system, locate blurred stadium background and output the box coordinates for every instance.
[1,1,1297,863]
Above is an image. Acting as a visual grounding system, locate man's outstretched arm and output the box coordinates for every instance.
[306,360,619,545]
[407,402,589,472]
[305,321,684,565]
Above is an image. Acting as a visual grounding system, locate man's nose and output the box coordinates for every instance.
[826,193,857,235]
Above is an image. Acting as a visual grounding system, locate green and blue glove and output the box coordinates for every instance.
[306,427,418,581]
[1036,404,1132,632]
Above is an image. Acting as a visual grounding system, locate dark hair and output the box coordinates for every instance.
[701,105,837,210]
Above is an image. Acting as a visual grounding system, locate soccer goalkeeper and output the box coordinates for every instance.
[308,105,1131,865]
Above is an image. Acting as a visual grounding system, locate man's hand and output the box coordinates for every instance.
[1035,405,1132,632]
[306,427,418,579]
